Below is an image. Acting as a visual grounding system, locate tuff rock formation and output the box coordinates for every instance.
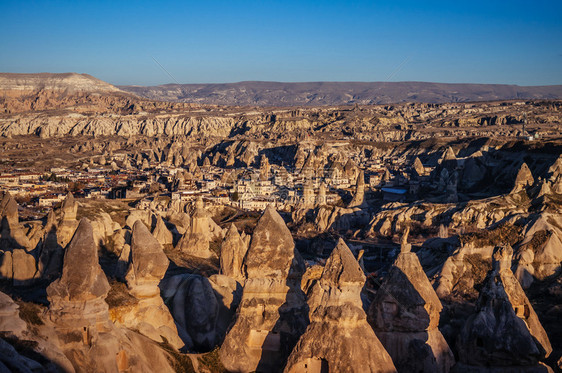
[315,182,327,207]
[456,244,552,371]
[46,218,176,372]
[434,241,494,298]
[10,249,37,286]
[220,205,308,372]
[442,146,457,162]
[161,273,241,351]
[152,215,174,247]
[511,162,534,193]
[46,218,111,325]
[114,242,131,281]
[285,238,396,373]
[348,170,368,208]
[0,291,27,337]
[303,178,316,207]
[0,289,76,372]
[56,192,80,248]
[313,204,370,233]
[0,191,31,250]
[176,198,222,258]
[369,229,454,373]
[0,247,37,286]
[220,223,248,282]
[514,212,562,288]
[61,192,78,221]
[413,157,425,176]
[110,221,184,349]
[38,210,64,280]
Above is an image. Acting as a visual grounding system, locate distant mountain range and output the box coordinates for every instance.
[1,73,561,106]
[119,81,562,106]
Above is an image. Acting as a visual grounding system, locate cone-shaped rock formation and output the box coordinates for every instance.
[348,170,367,208]
[0,191,31,250]
[152,215,174,246]
[456,244,552,371]
[47,218,111,325]
[220,205,308,372]
[368,230,454,373]
[176,197,222,258]
[511,162,534,193]
[116,221,184,349]
[220,223,248,281]
[285,238,396,373]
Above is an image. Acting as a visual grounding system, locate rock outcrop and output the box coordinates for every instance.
[38,211,64,280]
[110,221,184,349]
[0,291,27,337]
[0,191,31,250]
[176,198,222,258]
[413,156,425,176]
[442,146,457,162]
[369,230,454,373]
[10,249,37,286]
[455,244,552,371]
[46,218,176,372]
[161,273,241,351]
[220,205,308,372]
[434,242,495,298]
[61,192,78,221]
[315,182,327,207]
[348,170,368,208]
[56,193,80,248]
[46,218,111,325]
[511,162,534,193]
[514,212,562,288]
[220,223,248,282]
[152,216,174,247]
[285,238,396,373]
[0,290,76,372]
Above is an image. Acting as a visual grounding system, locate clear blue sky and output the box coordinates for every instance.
[1,0,561,86]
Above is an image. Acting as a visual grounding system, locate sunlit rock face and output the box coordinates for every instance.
[56,192,80,249]
[153,215,174,246]
[348,170,368,208]
[0,191,31,251]
[176,197,223,258]
[369,232,454,373]
[46,218,176,372]
[0,290,27,337]
[511,162,535,194]
[220,205,308,373]
[514,212,562,288]
[455,245,552,372]
[46,218,111,327]
[285,238,396,373]
[220,223,248,282]
[109,221,184,349]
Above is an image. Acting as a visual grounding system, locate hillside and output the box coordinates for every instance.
[119,81,562,106]
[0,72,122,96]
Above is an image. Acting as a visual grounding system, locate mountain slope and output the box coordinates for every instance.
[0,72,122,96]
[119,81,562,106]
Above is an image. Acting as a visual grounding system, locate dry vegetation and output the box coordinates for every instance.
[459,223,522,248]
[15,300,45,326]
[105,280,138,309]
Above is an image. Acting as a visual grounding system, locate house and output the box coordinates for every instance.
[240,197,277,211]
[39,194,65,206]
